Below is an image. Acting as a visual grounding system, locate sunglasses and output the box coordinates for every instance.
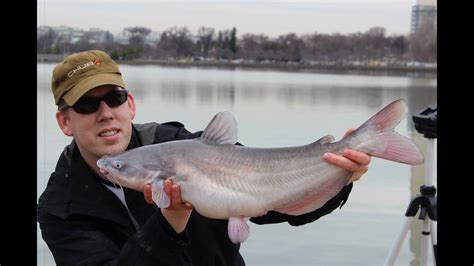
[61,89,129,114]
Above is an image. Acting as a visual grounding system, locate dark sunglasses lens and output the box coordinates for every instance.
[73,98,100,114]
[72,90,128,114]
[105,90,128,107]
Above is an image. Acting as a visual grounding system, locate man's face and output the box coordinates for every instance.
[56,85,136,163]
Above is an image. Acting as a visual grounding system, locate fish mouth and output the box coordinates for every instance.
[97,156,111,177]
[99,168,109,176]
[97,166,123,188]
[96,156,124,188]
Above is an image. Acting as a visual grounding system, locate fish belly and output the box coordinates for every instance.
[165,139,352,218]
[172,149,350,219]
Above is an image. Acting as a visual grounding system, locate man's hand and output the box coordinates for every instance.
[143,180,193,234]
[322,128,372,185]
[143,183,155,205]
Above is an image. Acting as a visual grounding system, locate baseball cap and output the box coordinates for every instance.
[51,50,126,106]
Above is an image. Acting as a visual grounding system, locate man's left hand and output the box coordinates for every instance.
[322,128,372,185]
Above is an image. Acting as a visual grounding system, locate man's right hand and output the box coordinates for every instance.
[143,180,193,234]
[143,183,155,205]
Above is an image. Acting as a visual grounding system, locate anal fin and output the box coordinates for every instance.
[228,217,250,244]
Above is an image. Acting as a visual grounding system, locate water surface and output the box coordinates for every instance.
[37,63,437,265]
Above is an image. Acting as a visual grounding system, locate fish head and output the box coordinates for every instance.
[96,152,161,191]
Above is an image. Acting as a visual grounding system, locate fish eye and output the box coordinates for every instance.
[114,161,122,168]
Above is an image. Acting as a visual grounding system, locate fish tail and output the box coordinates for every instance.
[353,99,424,165]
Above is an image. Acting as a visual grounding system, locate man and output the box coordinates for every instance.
[37,50,371,265]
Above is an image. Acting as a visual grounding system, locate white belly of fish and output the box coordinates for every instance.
[172,156,349,219]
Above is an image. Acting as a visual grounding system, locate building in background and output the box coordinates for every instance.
[411,0,437,33]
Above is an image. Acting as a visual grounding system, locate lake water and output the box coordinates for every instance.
[37,63,437,266]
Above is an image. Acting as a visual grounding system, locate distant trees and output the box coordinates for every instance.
[116,27,152,59]
[239,33,266,60]
[37,27,56,54]
[157,26,194,58]
[408,18,437,62]
[37,25,437,64]
[213,28,237,59]
[385,35,407,58]
[196,26,215,57]
[364,26,386,60]
[277,33,303,62]
[230,27,237,57]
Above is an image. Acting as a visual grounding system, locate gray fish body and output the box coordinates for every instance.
[160,138,352,219]
[97,99,423,221]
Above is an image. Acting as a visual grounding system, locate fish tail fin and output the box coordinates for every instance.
[353,99,424,165]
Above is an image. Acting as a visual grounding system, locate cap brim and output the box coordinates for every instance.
[62,73,126,106]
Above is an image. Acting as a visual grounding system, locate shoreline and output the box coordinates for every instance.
[124,59,437,78]
[37,55,437,78]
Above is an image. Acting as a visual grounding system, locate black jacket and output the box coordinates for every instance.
[37,121,353,266]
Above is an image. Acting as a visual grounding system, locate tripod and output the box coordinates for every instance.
[384,105,437,266]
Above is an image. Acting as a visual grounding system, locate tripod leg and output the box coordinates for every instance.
[420,138,436,265]
[421,217,431,266]
[431,220,437,265]
[421,217,438,265]
[384,216,414,266]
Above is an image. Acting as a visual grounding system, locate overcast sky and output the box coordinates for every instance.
[38,0,416,37]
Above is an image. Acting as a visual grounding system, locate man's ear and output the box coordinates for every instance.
[56,110,73,136]
[127,92,136,120]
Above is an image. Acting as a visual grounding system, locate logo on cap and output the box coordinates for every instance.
[67,58,102,78]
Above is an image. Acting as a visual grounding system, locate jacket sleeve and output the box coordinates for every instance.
[38,209,191,266]
[250,183,353,226]
[119,211,191,265]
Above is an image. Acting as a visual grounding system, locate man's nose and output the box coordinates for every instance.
[97,100,114,120]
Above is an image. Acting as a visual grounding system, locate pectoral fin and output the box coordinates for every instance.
[151,179,170,208]
[228,216,250,244]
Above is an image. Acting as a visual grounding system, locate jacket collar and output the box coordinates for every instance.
[40,124,157,228]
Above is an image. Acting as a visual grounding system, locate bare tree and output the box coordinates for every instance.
[408,18,437,62]
[301,33,321,61]
[277,33,304,62]
[158,26,194,59]
[239,33,269,60]
[346,32,365,61]
[214,29,234,59]
[260,38,281,61]
[37,27,56,54]
[230,27,237,57]
[364,26,386,60]
[196,26,215,58]
[125,26,152,47]
[385,35,408,59]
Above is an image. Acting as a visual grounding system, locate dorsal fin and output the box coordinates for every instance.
[308,134,334,147]
[201,111,238,144]
[317,134,335,145]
